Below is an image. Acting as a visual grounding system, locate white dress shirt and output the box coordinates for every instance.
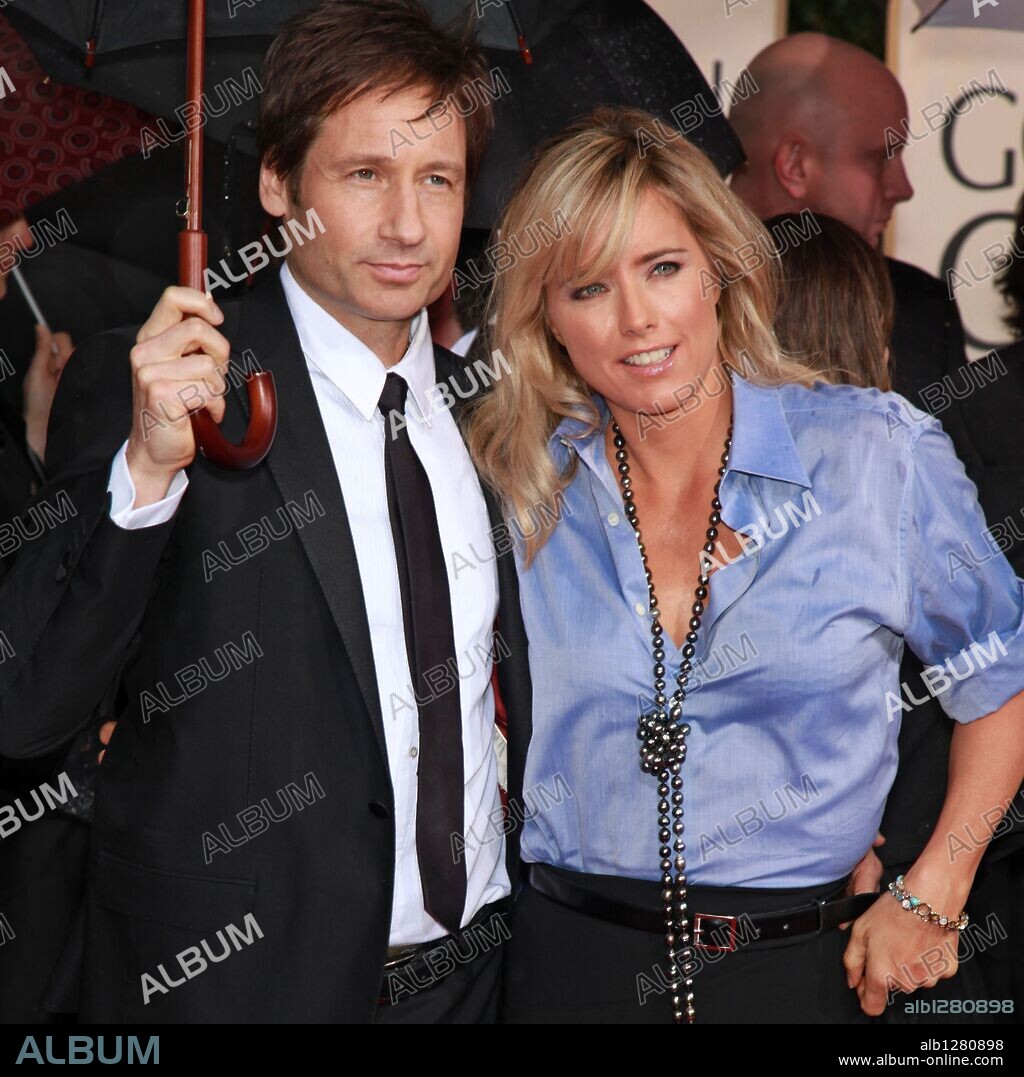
[107,262,510,945]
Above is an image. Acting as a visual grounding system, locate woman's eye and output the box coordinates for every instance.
[573,282,605,300]
[652,261,681,277]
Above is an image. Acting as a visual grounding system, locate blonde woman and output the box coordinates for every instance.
[464,108,1024,1024]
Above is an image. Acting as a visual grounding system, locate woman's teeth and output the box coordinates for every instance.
[623,347,674,367]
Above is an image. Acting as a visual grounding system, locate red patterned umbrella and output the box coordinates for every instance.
[0,13,153,230]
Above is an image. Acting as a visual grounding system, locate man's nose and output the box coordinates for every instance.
[381,183,428,247]
[886,157,914,205]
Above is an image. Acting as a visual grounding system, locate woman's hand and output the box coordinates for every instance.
[842,867,966,1016]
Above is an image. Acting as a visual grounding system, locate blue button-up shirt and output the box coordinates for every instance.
[515,370,1024,887]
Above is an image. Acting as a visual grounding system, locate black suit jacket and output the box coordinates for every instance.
[0,269,532,1023]
[887,256,983,479]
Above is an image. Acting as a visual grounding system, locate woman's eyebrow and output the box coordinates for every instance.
[634,247,689,264]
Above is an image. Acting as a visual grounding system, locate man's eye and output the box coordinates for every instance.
[572,283,605,300]
[426,174,451,187]
[353,169,376,181]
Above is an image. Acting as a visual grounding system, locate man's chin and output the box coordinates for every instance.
[361,292,434,323]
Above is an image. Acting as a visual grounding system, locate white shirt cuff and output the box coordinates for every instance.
[108,441,188,530]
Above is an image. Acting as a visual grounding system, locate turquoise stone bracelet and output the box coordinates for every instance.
[888,875,969,931]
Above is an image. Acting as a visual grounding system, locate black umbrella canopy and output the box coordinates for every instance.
[9,0,743,228]
[5,0,576,147]
[5,1,312,52]
[466,0,746,228]
[10,0,580,52]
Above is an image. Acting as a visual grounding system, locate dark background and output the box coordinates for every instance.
[790,0,888,57]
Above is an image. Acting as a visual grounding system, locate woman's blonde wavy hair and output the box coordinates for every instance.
[463,105,822,567]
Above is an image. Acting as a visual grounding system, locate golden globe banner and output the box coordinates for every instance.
[888,0,1024,355]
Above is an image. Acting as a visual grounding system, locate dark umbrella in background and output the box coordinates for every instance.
[4,0,746,462]
[0,13,155,230]
[463,0,746,229]
[7,0,282,469]
[8,0,744,229]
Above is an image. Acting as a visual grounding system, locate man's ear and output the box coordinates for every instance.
[773,136,810,201]
[260,165,291,219]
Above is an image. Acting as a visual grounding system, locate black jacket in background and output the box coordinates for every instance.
[882,261,1023,871]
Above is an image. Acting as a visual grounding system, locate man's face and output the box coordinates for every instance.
[801,77,914,246]
[260,85,466,332]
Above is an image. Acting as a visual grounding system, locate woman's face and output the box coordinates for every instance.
[545,189,722,421]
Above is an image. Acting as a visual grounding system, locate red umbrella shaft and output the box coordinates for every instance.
[180,0,207,290]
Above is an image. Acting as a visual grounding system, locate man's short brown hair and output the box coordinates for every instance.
[257,0,494,204]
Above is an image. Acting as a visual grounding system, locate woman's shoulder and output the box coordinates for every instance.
[770,378,940,449]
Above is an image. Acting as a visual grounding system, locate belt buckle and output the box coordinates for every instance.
[693,912,738,952]
[383,944,422,970]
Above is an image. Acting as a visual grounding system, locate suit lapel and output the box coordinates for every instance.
[228,272,388,761]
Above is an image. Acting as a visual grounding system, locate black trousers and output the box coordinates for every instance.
[372,902,509,1024]
[0,813,89,1023]
[502,866,880,1024]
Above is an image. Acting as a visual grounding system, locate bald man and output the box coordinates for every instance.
[729,34,913,246]
[727,34,979,458]
[731,33,1021,1024]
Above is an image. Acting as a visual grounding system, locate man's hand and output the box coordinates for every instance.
[23,324,74,460]
[0,217,33,300]
[840,831,885,930]
[125,286,228,509]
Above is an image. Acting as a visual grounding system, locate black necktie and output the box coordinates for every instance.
[377,372,466,935]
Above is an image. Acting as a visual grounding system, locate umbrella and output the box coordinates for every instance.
[6,1,278,469]
[8,2,742,223]
[0,14,154,230]
[466,0,745,228]
[180,0,275,469]
[4,1,575,145]
[912,0,1024,32]
[7,0,742,461]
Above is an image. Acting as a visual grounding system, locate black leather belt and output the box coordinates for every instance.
[524,862,878,951]
[377,897,511,1006]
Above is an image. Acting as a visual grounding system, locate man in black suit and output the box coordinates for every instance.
[0,0,531,1023]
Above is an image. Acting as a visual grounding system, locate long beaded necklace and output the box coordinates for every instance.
[611,416,734,1024]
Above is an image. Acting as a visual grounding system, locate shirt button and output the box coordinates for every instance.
[635,602,646,616]
[409,747,418,758]
[607,512,620,527]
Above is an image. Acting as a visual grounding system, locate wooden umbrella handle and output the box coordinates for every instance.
[179,0,277,470]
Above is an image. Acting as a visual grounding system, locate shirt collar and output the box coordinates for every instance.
[279,261,436,423]
[550,367,812,489]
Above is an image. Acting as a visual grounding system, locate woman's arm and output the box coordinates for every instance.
[843,689,1024,1016]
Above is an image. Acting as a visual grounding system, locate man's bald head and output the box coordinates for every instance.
[729,33,914,247]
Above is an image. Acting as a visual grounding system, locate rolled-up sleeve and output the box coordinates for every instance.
[900,416,1024,722]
